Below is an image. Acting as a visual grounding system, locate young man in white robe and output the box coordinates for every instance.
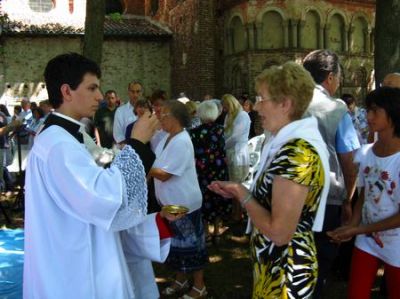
[23,53,178,299]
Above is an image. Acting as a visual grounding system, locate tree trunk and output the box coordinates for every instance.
[83,0,105,66]
[375,0,400,85]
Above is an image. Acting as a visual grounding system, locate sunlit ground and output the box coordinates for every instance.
[0,198,389,299]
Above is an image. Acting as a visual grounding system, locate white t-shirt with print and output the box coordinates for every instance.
[153,130,202,213]
[355,144,400,267]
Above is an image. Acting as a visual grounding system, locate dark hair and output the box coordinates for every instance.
[365,87,400,137]
[32,107,45,119]
[128,81,143,92]
[341,93,355,106]
[164,100,191,128]
[0,104,10,116]
[44,53,101,109]
[303,49,340,84]
[14,105,22,114]
[105,89,117,96]
[150,89,167,104]
[30,102,38,110]
[134,99,152,112]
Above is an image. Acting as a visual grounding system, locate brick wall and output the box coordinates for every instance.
[122,0,145,15]
[149,0,219,100]
[0,36,171,105]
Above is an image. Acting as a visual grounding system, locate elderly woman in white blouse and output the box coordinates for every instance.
[149,100,207,299]
[221,94,251,221]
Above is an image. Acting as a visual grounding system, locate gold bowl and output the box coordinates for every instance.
[162,205,189,215]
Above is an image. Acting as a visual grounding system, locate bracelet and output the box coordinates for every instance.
[241,193,253,208]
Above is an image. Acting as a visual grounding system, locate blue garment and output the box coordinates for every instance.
[335,112,360,154]
[124,121,135,141]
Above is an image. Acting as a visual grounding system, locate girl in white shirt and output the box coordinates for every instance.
[328,87,400,298]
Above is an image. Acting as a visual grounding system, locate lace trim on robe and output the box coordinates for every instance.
[109,145,148,230]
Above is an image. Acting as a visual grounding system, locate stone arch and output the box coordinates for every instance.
[326,9,349,28]
[229,15,247,53]
[301,7,324,26]
[327,13,346,52]
[256,6,287,23]
[260,10,285,49]
[351,12,371,29]
[350,16,369,53]
[226,12,245,28]
[302,10,321,49]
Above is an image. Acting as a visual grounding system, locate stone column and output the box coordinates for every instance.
[370,29,375,53]
[343,25,349,52]
[318,25,324,48]
[364,29,371,54]
[255,22,263,49]
[348,25,354,53]
[324,24,330,49]
[290,20,298,48]
[247,23,255,50]
[224,29,230,55]
[229,28,234,53]
[283,20,289,48]
[298,20,305,48]
[226,28,233,54]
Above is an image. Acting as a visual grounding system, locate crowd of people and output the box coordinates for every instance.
[17,49,400,299]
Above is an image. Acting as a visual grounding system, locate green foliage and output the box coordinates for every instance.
[108,12,122,22]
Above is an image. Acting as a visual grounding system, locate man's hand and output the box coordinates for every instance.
[131,111,159,143]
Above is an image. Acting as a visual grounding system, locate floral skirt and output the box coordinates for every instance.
[166,209,208,273]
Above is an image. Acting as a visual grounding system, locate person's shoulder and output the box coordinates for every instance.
[33,126,80,157]
[115,102,129,112]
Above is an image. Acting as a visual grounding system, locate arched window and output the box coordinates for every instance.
[303,11,319,49]
[351,17,368,53]
[28,0,54,13]
[230,16,246,53]
[261,11,284,49]
[328,14,345,52]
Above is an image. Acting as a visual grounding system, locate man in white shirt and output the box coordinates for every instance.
[24,53,178,299]
[113,81,143,145]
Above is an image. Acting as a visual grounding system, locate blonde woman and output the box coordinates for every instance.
[221,94,251,221]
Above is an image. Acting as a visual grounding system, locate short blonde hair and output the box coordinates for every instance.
[255,61,315,120]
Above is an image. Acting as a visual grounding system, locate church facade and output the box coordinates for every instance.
[145,0,375,101]
[0,0,375,104]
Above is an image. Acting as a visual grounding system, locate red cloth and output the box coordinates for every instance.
[155,213,173,239]
[348,247,400,299]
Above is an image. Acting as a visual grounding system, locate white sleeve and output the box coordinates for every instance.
[109,145,148,230]
[121,213,170,262]
[225,111,250,149]
[45,142,123,230]
[113,106,125,143]
[45,143,147,231]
